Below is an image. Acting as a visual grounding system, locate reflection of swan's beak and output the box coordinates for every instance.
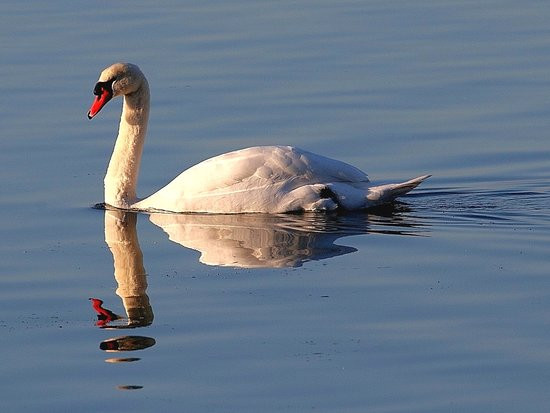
[89,297,122,326]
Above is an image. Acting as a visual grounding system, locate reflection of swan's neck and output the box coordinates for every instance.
[105,211,153,325]
[104,81,150,209]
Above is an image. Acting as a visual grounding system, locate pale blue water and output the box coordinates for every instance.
[1,1,550,412]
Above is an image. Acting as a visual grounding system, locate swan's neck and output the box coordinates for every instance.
[105,81,150,209]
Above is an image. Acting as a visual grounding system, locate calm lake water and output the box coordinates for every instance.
[1,1,550,412]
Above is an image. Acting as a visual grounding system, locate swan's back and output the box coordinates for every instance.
[133,146,371,213]
[174,146,368,192]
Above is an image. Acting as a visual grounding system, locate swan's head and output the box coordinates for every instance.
[87,63,146,119]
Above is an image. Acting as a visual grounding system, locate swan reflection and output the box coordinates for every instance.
[104,210,154,327]
[90,210,156,386]
[90,206,426,388]
[90,207,424,325]
[147,207,424,268]
[91,211,154,329]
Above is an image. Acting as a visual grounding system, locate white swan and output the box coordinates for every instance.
[88,63,429,213]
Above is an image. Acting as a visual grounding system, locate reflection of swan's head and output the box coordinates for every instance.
[88,63,147,119]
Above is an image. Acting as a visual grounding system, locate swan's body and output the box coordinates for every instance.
[88,63,429,213]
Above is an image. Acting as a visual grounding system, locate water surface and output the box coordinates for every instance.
[1,1,550,412]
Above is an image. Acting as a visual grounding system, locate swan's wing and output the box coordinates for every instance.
[134,146,370,212]
[174,145,368,193]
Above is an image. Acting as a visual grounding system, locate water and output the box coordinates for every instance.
[1,1,550,411]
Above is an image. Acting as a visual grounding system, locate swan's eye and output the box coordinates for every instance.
[93,80,114,96]
[93,83,102,96]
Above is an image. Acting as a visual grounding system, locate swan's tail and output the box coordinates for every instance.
[367,174,431,205]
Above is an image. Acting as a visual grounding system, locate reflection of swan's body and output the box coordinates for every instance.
[149,213,367,268]
[88,62,430,214]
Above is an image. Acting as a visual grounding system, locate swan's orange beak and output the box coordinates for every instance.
[88,83,113,119]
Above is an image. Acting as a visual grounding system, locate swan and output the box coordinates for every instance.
[88,62,429,213]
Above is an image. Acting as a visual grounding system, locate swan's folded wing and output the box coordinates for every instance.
[172,146,367,191]
[133,146,370,213]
